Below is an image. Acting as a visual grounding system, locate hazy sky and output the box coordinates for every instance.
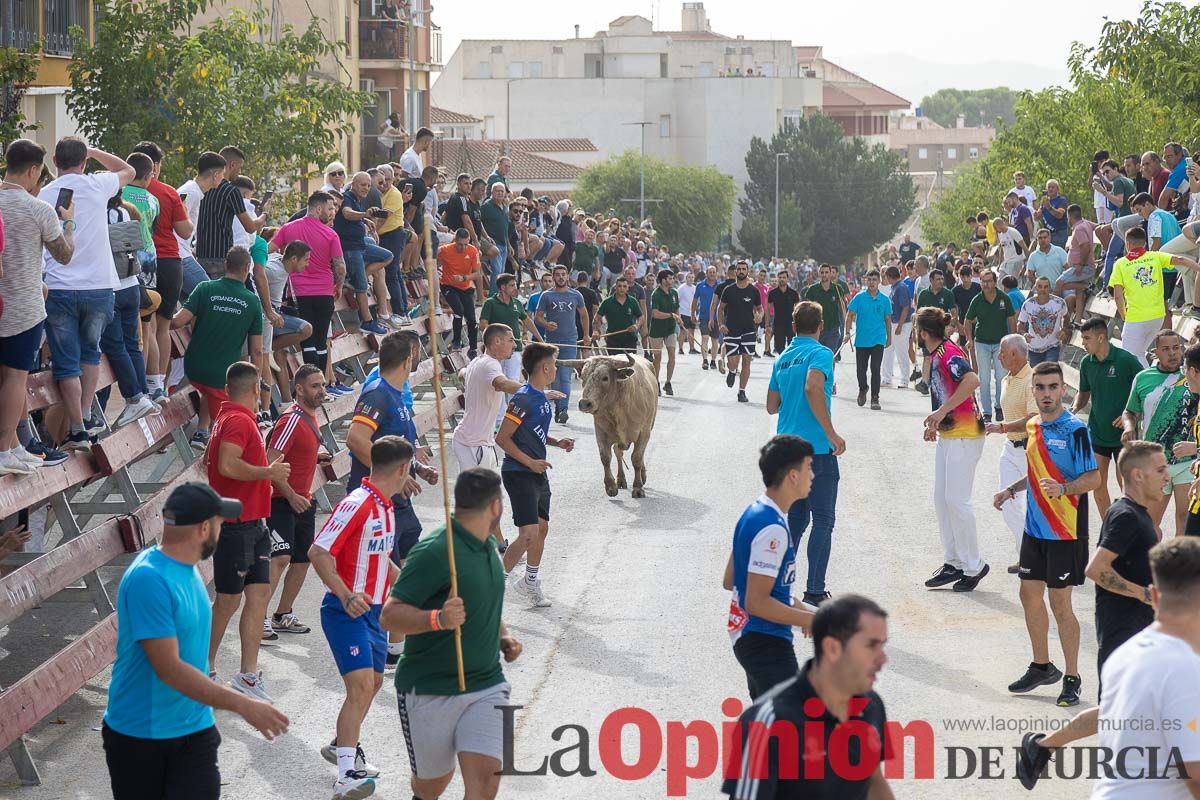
[437,0,1148,100]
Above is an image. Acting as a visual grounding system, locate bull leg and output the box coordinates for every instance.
[597,430,618,497]
[631,433,650,498]
[615,446,628,490]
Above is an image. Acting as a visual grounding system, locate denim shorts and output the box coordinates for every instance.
[535,236,557,262]
[261,310,308,352]
[0,320,45,371]
[45,289,115,380]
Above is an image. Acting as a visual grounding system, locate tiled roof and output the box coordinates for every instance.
[430,106,482,125]
[822,83,909,110]
[495,138,598,153]
[429,140,582,182]
[656,30,730,40]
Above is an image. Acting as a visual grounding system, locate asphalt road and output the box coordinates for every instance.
[3,347,1109,799]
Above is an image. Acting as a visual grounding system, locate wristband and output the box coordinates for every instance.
[1059,483,1068,497]
[429,609,441,631]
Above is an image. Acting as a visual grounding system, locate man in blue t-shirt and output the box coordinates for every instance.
[1039,180,1070,249]
[724,435,816,699]
[844,269,893,410]
[768,301,846,607]
[497,342,575,608]
[104,483,287,798]
[693,265,721,370]
[535,265,591,423]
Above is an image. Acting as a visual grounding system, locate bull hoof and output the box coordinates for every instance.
[632,486,645,498]
[617,477,628,489]
[605,484,618,497]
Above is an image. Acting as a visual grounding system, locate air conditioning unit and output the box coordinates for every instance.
[360,78,376,94]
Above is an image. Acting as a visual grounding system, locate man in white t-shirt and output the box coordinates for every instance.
[1017,277,1068,365]
[176,151,226,296]
[993,216,1028,279]
[1017,536,1200,796]
[1009,171,1038,208]
[400,127,433,178]
[41,138,135,451]
[676,270,698,355]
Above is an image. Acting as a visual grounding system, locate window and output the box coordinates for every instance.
[947,147,957,160]
[3,0,41,49]
[585,53,604,78]
[969,146,980,159]
[660,53,668,78]
[43,0,90,56]
[411,0,427,26]
[698,61,714,77]
[475,61,492,79]
[507,61,524,79]
[527,61,543,78]
[782,111,802,130]
[484,116,495,138]
[917,147,928,160]
[552,45,564,54]
[432,28,442,64]
[659,114,671,138]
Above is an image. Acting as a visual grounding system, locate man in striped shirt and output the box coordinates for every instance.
[308,435,413,800]
[194,146,263,278]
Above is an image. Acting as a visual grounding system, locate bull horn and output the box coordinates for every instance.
[624,353,635,366]
[556,359,586,371]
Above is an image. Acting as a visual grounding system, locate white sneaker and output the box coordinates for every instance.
[517,579,552,608]
[389,314,406,326]
[0,449,34,475]
[116,396,160,427]
[261,617,278,641]
[11,447,43,467]
[332,770,375,799]
[232,671,274,703]
[321,743,380,778]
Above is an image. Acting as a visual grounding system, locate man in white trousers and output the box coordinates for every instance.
[986,335,1039,574]
[917,306,990,593]
[881,265,913,389]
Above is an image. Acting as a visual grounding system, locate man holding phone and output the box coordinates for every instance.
[335,171,393,335]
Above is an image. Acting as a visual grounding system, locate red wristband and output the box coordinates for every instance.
[429,609,440,631]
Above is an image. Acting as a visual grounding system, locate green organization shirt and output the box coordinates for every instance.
[574,242,600,273]
[803,283,845,331]
[1078,345,1144,448]
[917,287,955,313]
[598,294,642,351]
[391,520,506,696]
[1126,367,1199,465]
[649,286,680,338]
[182,277,263,389]
[480,296,527,350]
[964,291,1014,344]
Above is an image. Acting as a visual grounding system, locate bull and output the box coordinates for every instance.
[557,353,658,498]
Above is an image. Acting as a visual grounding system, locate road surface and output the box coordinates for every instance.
[3,350,1106,798]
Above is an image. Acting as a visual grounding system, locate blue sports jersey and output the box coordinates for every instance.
[727,496,796,644]
[768,336,834,454]
[501,384,551,473]
[348,373,416,488]
[362,366,414,413]
[694,280,717,320]
[1024,410,1096,541]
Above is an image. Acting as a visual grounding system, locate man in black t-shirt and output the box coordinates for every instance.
[718,260,763,403]
[723,595,892,800]
[575,272,601,346]
[399,167,434,274]
[441,173,476,244]
[897,234,921,264]
[766,271,801,355]
[195,147,264,276]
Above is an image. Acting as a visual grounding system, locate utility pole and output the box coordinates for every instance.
[774,152,789,259]
[623,121,653,224]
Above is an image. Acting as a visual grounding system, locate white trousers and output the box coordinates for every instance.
[881,321,912,386]
[452,439,501,472]
[1121,317,1163,368]
[933,436,986,576]
[998,440,1027,556]
[1162,231,1200,305]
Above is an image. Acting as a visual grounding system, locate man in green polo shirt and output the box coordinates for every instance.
[648,269,682,395]
[596,275,643,357]
[170,246,263,447]
[574,227,601,287]
[480,274,541,384]
[964,270,1015,422]
[382,468,521,800]
[803,263,846,353]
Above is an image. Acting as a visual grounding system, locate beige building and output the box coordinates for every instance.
[888,115,996,175]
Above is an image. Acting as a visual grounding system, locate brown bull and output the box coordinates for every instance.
[558,353,658,498]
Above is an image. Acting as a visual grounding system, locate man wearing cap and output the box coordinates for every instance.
[102,483,288,800]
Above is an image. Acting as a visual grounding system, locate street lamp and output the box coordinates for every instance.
[624,121,653,224]
[774,152,789,259]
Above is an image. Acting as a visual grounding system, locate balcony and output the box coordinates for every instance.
[2,0,92,55]
[360,1,409,62]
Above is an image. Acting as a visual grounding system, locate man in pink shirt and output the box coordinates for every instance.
[269,191,346,388]
[1057,203,1096,327]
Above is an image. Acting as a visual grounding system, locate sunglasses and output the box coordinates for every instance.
[328,171,345,177]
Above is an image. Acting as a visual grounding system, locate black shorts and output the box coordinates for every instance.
[733,631,800,700]
[212,520,270,594]
[1095,603,1154,700]
[502,469,551,528]
[0,321,44,371]
[1164,270,1180,301]
[724,331,757,356]
[1093,444,1122,460]
[267,497,316,563]
[155,257,184,319]
[103,723,220,800]
[681,315,695,330]
[1185,510,1200,537]
[1018,534,1088,588]
[392,499,423,563]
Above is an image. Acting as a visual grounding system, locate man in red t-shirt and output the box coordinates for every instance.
[438,228,482,356]
[206,361,290,703]
[132,141,194,402]
[263,364,329,639]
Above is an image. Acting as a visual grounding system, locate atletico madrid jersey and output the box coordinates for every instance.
[1024,410,1096,541]
[312,479,396,604]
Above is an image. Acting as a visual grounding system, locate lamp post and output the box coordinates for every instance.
[623,121,653,224]
[774,152,789,259]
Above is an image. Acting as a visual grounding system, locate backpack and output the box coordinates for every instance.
[107,207,143,280]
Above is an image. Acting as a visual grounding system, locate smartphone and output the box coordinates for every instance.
[179,192,188,203]
[259,190,273,209]
[371,208,390,219]
[55,187,73,213]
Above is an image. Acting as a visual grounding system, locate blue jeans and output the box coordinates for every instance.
[45,289,115,380]
[787,453,840,595]
[100,284,149,400]
[1103,234,1125,288]
[818,327,843,355]
[975,341,1003,414]
[1028,346,1059,366]
[489,243,508,296]
[180,255,207,298]
[551,342,575,414]
[378,229,408,314]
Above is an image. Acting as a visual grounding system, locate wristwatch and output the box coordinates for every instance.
[1143,586,1152,603]
[1059,483,1068,497]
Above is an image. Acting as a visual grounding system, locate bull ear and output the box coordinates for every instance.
[616,367,635,380]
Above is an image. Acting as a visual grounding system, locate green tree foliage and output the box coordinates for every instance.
[0,45,41,157]
[571,150,736,253]
[918,87,1020,129]
[738,113,915,264]
[67,0,370,186]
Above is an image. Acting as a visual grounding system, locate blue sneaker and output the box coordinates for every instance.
[361,320,388,335]
[26,440,69,467]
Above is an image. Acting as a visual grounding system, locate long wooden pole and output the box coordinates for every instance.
[423,224,466,692]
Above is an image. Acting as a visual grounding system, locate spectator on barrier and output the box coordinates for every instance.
[336,172,391,336]
[480,182,510,295]
[0,139,75,473]
[486,156,511,192]
[555,200,576,269]
[102,482,287,800]
[1142,150,1169,204]
[41,137,135,452]
[131,141,193,403]
[400,126,433,179]
[171,246,264,450]
[1038,180,1070,250]
[399,167,434,277]
[254,241,314,405]
[374,163,410,321]
[270,192,345,382]
[194,146,263,278]
[321,160,348,195]
[176,152,224,296]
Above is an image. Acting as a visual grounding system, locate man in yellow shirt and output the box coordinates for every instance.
[375,164,410,322]
[985,334,1040,573]
[1108,227,1200,367]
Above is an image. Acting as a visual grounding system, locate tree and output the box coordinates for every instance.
[738,113,915,264]
[735,195,811,262]
[0,45,41,157]
[918,87,1020,129]
[571,150,736,253]
[67,0,371,186]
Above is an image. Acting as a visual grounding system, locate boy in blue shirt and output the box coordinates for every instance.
[844,269,892,410]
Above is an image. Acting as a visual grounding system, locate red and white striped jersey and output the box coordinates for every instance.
[312,479,396,604]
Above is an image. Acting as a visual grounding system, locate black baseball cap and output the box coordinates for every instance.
[163,482,242,526]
